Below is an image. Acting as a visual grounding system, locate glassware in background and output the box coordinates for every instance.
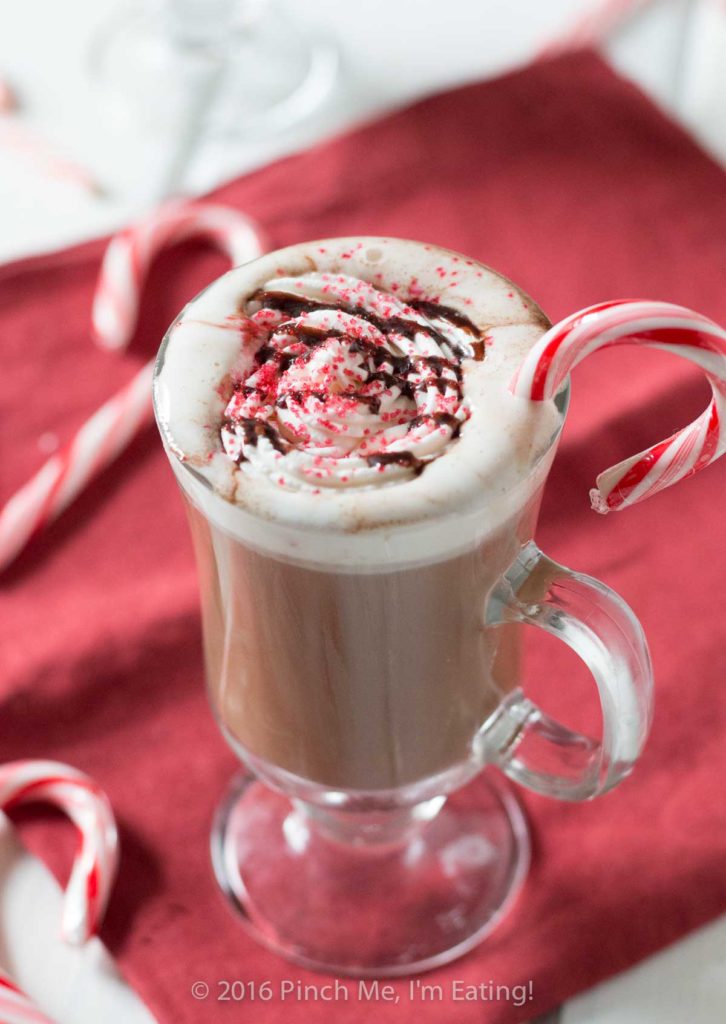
[89,0,339,195]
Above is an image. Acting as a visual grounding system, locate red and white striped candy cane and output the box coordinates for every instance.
[538,0,652,59]
[0,968,55,1024]
[92,200,264,350]
[0,760,118,1024]
[0,760,118,944]
[0,123,101,197]
[0,201,264,573]
[0,78,100,195]
[0,361,153,572]
[511,299,726,511]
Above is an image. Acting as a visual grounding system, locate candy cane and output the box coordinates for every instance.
[0,79,17,113]
[511,300,726,511]
[0,202,264,573]
[0,760,118,1024]
[538,0,652,58]
[0,361,154,573]
[0,121,102,196]
[92,200,264,351]
[0,760,118,944]
[0,968,55,1024]
[0,77,101,195]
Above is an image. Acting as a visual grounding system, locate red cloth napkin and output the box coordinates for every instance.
[2,51,726,1022]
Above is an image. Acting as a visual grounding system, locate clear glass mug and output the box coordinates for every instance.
[153,248,653,977]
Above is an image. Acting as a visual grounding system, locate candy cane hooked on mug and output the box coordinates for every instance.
[0,760,119,1024]
[0,201,264,573]
[510,300,726,511]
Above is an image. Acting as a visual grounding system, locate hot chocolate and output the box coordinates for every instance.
[154,238,561,791]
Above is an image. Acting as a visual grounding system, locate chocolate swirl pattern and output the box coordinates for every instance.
[220,273,483,490]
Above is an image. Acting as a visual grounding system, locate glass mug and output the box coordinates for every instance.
[152,239,653,976]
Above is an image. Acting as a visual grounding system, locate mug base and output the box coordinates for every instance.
[210,769,530,976]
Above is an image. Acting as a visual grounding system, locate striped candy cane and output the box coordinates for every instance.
[0,202,264,573]
[0,760,119,944]
[0,969,55,1024]
[511,300,726,511]
[0,361,154,572]
[0,760,119,1024]
[0,120,103,196]
[92,200,264,351]
[0,78,102,196]
[538,0,652,59]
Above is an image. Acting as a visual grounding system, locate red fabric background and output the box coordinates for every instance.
[2,51,726,1022]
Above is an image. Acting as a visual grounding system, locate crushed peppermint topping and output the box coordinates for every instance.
[218,272,484,491]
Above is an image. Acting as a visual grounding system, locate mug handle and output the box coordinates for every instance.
[479,541,653,801]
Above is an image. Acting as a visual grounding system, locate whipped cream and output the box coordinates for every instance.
[153,238,563,568]
[220,272,481,491]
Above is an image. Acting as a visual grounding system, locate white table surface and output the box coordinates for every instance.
[2,2,726,1022]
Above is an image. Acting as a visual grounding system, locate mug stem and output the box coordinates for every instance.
[211,768,530,975]
[291,794,447,849]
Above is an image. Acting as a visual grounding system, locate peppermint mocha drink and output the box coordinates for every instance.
[153,237,654,974]
[154,238,561,791]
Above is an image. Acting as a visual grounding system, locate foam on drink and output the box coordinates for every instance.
[154,237,561,570]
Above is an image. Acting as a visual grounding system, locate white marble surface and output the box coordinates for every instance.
[2,1,725,1022]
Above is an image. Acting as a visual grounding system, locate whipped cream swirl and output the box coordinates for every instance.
[220,272,483,490]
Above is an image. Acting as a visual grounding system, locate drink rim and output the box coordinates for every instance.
[151,239,571,536]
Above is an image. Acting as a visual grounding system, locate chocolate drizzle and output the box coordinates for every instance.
[224,417,290,462]
[223,277,485,483]
[251,289,482,362]
[366,451,424,474]
[407,411,463,439]
[470,339,485,361]
[408,298,480,338]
